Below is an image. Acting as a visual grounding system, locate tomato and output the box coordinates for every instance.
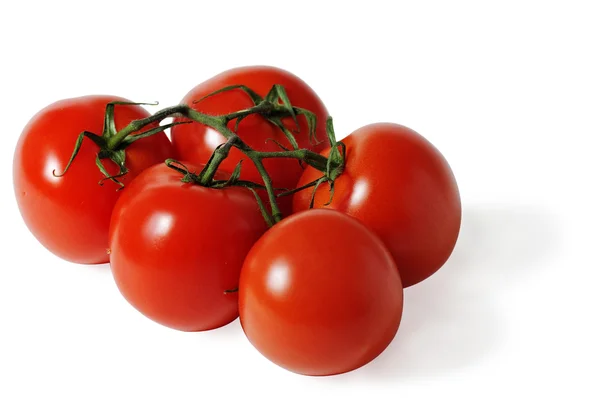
[293,123,461,287]
[108,162,267,332]
[13,95,173,265]
[239,209,403,376]
[171,65,330,217]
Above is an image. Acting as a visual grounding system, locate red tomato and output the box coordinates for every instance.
[109,163,267,332]
[293,123,461,287]
[239,209,403,376]
[171,65,330,217]
[13,96,173,264]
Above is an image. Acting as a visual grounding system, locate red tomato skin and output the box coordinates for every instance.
[13,96,173,264]
[109,163,267,332]
[171,65,330,217]
[239,209,403,376]
[293,123,461,287]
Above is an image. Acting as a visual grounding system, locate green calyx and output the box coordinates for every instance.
[276,117,346,208]
[53,102,188,189]
[324,117,346,181]
[165,157,275,228]
[308,118,346,208]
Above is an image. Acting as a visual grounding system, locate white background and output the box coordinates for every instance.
[1,1,599,396]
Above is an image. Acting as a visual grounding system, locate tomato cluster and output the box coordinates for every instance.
[13,66,461,376]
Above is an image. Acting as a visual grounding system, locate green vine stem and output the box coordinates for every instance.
[55,85,345,225]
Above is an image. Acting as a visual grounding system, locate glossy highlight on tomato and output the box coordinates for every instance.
[293,123,461,287]
[171,65,330,217]
[13,96,173,264]
[109,163,267,332]
[239,209,403,376]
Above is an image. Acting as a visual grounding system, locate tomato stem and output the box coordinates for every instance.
[182,106,286,222]
[106,105,189,150]
[59,85,345,226]
[276,177,323,198]
[198,136,238,185]
[223,101,274,123]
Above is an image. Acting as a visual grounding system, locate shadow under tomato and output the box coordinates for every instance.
[81,262,112,274]
[341,204,562,381]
